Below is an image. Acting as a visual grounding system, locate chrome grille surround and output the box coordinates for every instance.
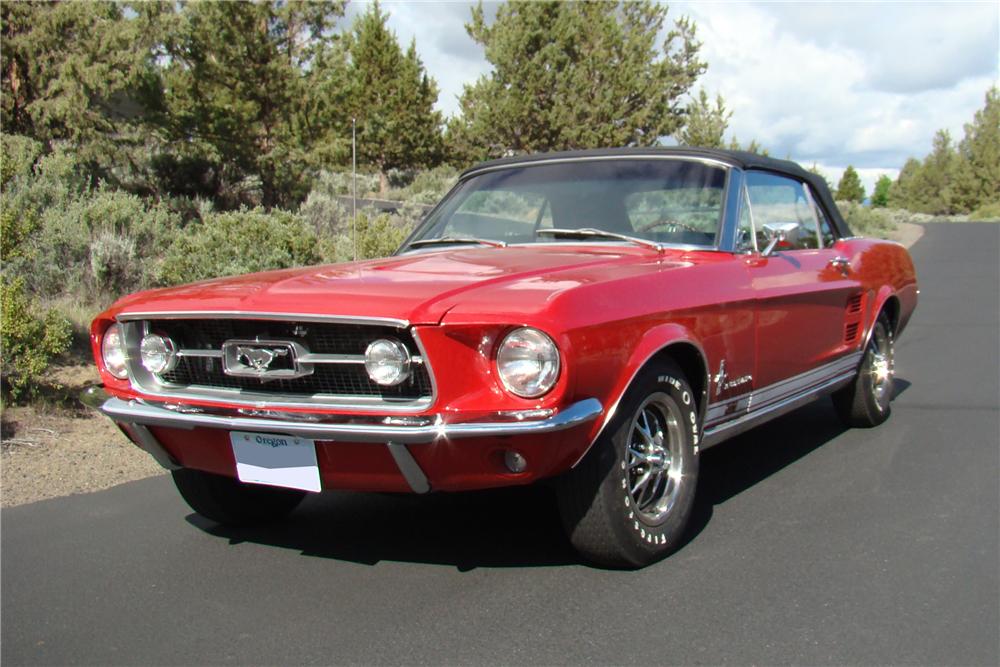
[115,312,436,412]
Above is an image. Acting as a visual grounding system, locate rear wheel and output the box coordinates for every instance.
[172,468,306,526]
[834,312,895,427]
[556,361,699,568]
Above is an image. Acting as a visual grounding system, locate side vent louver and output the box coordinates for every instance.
[844,322,860,343]
[846,293,863,314]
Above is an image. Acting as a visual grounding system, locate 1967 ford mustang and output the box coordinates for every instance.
[85,148,917,567]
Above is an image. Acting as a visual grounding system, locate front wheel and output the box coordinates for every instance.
[172,468,306,526]
[834,311,895,427]
[556,362,699,568]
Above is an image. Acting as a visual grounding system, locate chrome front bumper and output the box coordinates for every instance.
[87,391,603,444]
[81,387,604,493]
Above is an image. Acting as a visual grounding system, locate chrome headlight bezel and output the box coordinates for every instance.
[101,323,129,380]
[364,338,412,386]
[496,327,560,399]
[140,333,179,375]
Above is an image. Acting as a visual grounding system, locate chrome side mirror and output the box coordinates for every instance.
[761,222,800,256]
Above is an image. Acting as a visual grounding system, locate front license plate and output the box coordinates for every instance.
[229,431,321,492]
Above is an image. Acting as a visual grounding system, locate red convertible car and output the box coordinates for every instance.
[85,148,917,567]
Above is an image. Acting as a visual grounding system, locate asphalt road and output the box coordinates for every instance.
[3,223,998,666]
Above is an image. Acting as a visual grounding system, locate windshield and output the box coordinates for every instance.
[402,158,728,251]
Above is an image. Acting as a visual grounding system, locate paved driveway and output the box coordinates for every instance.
[3,223,998,665]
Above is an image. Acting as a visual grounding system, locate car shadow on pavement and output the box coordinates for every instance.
[191,381,910,571]
[683,380,910,545]
[191,482,579,571]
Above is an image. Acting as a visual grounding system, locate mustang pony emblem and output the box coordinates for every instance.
[221,339,312,380]
[235,345,288,372]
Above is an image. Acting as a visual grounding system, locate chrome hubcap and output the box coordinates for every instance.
[868,324,894,410]
[626,394,684,523]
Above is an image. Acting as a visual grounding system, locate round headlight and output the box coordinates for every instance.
[140,333,178,374]
[496,327,559,398]
[364,339,411,386]
[101,323,128,379]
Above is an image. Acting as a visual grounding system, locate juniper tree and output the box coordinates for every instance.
[836,166,866,203]
[347,1,444,193]
[0,0,163,181]
[953,87,1000,212]
[156,0,345,208]
[871,175,892,208]
[447,1,705,163]
[675,89,731,148]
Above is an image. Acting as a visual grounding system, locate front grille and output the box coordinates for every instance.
[135,319,432,403]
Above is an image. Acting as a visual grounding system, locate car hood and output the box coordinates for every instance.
[110,246,689,325]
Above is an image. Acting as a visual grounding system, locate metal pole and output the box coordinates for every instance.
[352,118,357,262]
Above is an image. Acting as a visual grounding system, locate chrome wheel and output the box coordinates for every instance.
[626,393,685,523]
[867,322,894,412]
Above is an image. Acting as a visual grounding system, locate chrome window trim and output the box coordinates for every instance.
[461,154,734,179]
[117,311,410,329]
[721,169,753,253]
[801,183,826,248]
[118,315,437,413]
[742,184,758,253]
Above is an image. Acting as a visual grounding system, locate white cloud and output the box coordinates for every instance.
[674,0,999,175]
[753,2,999,94]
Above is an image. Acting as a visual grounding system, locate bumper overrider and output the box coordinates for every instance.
[81,387,603,493]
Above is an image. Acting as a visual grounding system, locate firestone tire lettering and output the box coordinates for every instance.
[557,360,700,569]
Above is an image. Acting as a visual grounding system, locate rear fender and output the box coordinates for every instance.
[868,286,899,342]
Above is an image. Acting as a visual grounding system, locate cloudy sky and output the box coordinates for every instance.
[345,1,999,191]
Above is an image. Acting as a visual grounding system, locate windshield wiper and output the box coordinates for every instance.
[407,237,507,249]
[537,228,663,252]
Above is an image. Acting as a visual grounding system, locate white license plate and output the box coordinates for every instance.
[229,431,321,492]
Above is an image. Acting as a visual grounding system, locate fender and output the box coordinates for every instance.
[864,285,899,351]
[573,322,709,467]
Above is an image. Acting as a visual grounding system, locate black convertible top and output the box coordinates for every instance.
[462,147,851,237]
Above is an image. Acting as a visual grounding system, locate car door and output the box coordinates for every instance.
[741,171,863,393]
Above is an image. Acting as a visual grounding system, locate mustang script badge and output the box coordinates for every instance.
[222,339,313,381]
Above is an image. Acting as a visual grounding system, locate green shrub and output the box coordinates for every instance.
[386,165,458,204]
[0,276,72,401]
[837,200,896,239]
[300,185,351,237]
[969,201,1000,221]
[322,210,411,263]
[356,212,410,259]
[17,189,179,298]
[156,208,322,285]
[0,201,40,260]
[2,151,182,299]
[307,170,380,199]
[0,206,72,402]
[89,231,139,297]
[1,134,43,188]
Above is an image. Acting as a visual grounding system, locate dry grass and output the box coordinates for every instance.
[0,364,165,508]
